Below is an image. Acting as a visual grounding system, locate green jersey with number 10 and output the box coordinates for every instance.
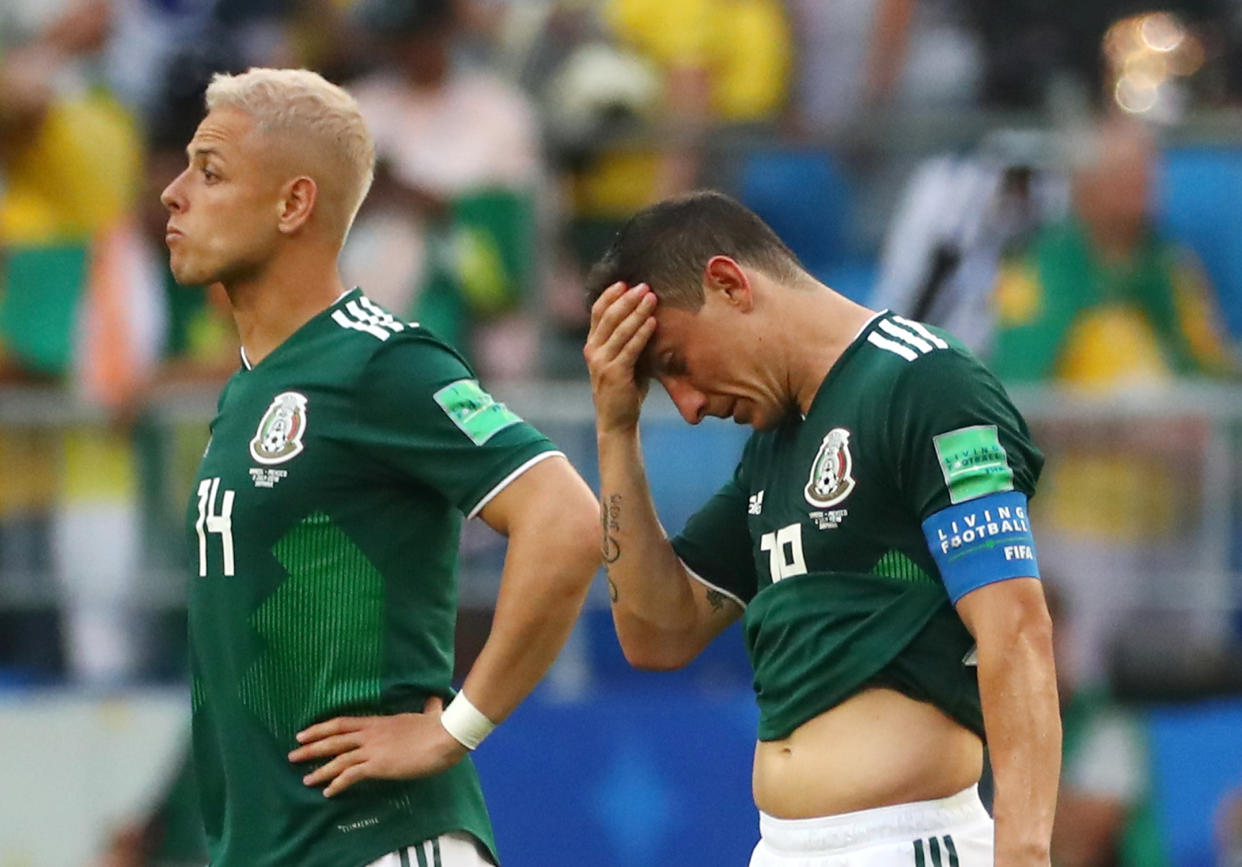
[671,311,1043,742]
[187,289,558,867]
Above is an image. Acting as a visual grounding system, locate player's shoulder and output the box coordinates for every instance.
[326,291,414,348]
[326,291,472,373]
[857,312,991,392]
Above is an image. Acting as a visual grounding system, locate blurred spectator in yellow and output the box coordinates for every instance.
[0,0,148,392]
[1047,588,1166,867]
[991,115,1235,387]
[989,114,1237,684]
[342,0,544,378]
[569,0,790,219]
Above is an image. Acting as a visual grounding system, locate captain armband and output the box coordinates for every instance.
[440,690,496,750]
[921,490,1041,604]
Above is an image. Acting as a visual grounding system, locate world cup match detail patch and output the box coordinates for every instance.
[433,379,522,445]
[933,424,1014,504]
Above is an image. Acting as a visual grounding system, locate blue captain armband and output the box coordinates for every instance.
[921,490,1040,604]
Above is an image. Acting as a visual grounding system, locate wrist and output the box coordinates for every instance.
[596,421,641,444]
[439,691,496,751]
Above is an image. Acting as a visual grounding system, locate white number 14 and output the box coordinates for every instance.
[196,477,235,577]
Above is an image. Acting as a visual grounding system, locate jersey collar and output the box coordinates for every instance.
[799,309,890,421]
[238,288,360,371]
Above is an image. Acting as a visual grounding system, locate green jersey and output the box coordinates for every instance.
[186,289,558,866]
[671,312,1043,741]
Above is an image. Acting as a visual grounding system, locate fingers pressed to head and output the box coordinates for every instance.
[590,283,651,340]
[616,315,658,368]
[589,281,629,328]
[598,291,656,360]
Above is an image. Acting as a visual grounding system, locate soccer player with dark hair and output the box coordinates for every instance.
[584,190,1060,866]
[162,67,600,867]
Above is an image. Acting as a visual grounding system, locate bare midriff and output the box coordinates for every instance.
[752,687,983,819]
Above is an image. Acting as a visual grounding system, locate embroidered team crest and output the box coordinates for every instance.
[805,427,856,508]
[250,392,308,465]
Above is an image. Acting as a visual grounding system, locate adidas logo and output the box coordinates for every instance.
[748,490,765,515]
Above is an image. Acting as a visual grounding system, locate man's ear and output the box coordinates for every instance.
[704,255,754,311]
[277,176,318,234]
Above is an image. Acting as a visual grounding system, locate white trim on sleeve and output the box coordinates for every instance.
[681,559,747,610]
[466,450,564,519]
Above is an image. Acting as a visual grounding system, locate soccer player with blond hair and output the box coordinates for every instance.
[164,67,600,867]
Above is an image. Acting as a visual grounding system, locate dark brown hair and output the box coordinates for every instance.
[585,190,805,310]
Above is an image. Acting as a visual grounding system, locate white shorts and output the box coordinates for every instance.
[366,831,495,867]
[749,785,993,867]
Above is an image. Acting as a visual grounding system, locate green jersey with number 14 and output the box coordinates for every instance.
[671,311,1043,741]
[187,289,559,867]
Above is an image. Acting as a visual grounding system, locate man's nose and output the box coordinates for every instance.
[664,377,707,425]
[161,172,186,213]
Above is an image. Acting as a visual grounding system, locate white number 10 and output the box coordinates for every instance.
[760,523,807,582]
[196,477,235,577]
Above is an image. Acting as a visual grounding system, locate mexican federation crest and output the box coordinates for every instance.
[250,392,308,465]
[804,427,856,508]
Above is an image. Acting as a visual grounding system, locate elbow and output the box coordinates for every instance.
[613,618,696,671]
[621,646,691,672]
[621,646,685,672]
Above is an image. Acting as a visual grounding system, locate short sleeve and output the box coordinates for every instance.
[351,333,558,516]
[891,348,1044,521]
[670,457,759,606]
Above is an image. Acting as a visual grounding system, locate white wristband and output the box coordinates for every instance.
[440,691,495,751]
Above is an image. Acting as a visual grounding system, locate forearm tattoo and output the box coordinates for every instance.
[601,494,622,602]
[601,494,622,564]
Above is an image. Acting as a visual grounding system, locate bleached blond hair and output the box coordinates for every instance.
[205,68,376,241]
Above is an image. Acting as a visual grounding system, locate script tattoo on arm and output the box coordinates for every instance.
[601,494,621,564]
[601,494,622,602]
[705,588,727,613]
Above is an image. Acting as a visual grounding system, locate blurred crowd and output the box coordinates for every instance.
[6,0,1242,388]
[5,1,1242,865]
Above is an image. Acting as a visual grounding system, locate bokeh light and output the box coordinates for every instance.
[1104,11,1203,116]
